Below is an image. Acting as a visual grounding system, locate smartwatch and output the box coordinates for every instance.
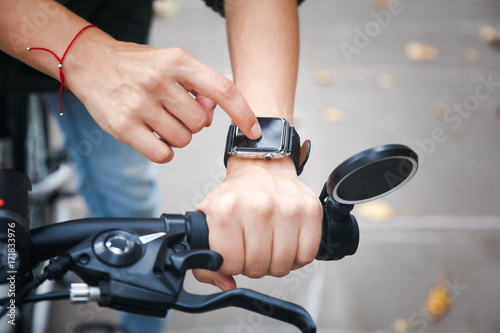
[224,117,311,175]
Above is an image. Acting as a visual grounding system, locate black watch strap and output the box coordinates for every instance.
[224,124,236,168]
[289,126,311,176]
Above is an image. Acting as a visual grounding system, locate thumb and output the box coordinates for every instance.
[193,269,237,291]
[191,91,217,127]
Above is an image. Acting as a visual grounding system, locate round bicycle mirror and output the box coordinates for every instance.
[326,144,418,205]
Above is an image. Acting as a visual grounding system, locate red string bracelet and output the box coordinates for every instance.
[27,24,97,116]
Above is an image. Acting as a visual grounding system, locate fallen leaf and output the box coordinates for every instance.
[322,107,344,124]
[432,103,450,119]
[425,282,451,320]
[377,73,394,88]
[314,70,333,86]
[479,24,499,44]
[356,201,394,221]
[462,47,480,62]
[405,42,438,62]
[392,318,409,332]
[372,0,388,10]
[405,42,423,61]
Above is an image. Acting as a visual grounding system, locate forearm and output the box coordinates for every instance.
[225,0,299,121]
[196,1,322,290]
[0,0,111,82]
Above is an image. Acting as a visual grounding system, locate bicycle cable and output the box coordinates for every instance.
[0,291,69,305]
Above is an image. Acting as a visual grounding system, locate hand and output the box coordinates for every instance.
[63,29,261,163]
[194,157,323,290]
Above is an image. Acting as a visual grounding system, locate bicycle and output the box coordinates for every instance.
[0,144,418,333]
[0,92,76,333]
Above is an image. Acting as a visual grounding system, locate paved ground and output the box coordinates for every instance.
[40,0,500,332]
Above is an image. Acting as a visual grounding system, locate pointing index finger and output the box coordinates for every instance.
[179,63,261,139]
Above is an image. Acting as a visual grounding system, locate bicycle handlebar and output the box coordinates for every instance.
[1,143,419,332]
[0,170,358,333]
[29,205,357,266]
[29,213,208,264]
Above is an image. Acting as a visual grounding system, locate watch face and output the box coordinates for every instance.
[233,118,288,153]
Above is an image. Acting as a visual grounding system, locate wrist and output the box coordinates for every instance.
[63,28,119,93]
[226,155,297,177]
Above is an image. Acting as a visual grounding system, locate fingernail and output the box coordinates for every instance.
[250,122,262,139]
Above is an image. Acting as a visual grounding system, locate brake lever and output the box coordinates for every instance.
[64,228,316,332]
[173,288,316,333]
[168,246,316,332]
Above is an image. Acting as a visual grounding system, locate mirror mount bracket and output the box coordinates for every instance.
[316,195,359,261]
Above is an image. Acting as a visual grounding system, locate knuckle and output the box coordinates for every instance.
[171,131,192,148]
[245,268,267,279]
[188,113,209,134]
[143,69,166,91]
[309,198,324,226]
[229,264,245,276]
[295,250,315,268]
[270,267,289,278]
[108,116,133,143]
[240,107,253,123]
[252,194,275,219]
[150,147,173,164]
[221,260,243,276]
[217,77,238,100]
[168,47,193,65]
[297,195,323,224]
[278,197,301,221]
[211,193,239,221]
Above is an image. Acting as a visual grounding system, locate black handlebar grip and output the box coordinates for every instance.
[184,211,210,250]
[185,204,359,260]
[0,169,31,225]
[184,206,359,262]
[315,197,359,261]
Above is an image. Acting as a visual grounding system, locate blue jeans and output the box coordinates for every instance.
[44,91,166,333]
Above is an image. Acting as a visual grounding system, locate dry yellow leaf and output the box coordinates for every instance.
[405,42,438,62]
[479,24,499,43]
[422,45,438,61]
[322,108,344,124]
[314,70,333,86]
[432,103,450,119]
[377,73,394,88]
[392,318,410,332]
[425,282,451,320]
[372,0,388,10]
[405,42,424,61]
[356,201,394,221]
[462,47,480,62]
